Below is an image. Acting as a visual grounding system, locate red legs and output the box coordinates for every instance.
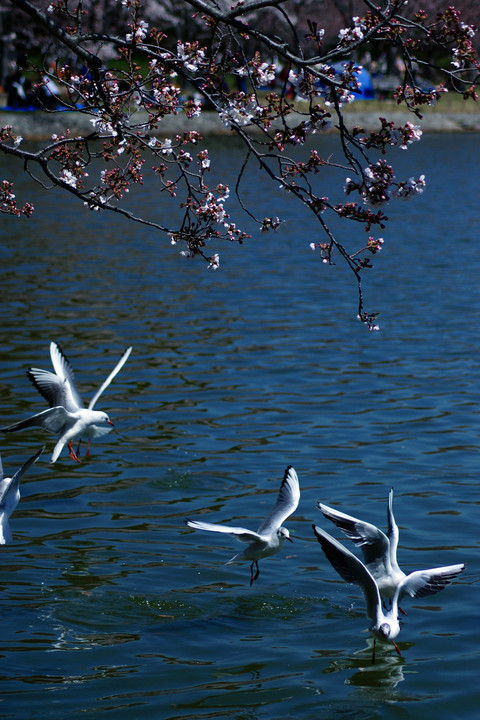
[372,638,401,664]
[383,599,407,616]
[249,560,260,586]
[75,439,92,459]
[68,442,81,463]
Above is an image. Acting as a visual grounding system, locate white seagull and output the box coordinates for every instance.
[312,524,465,662]
[0,341,132,463]
[317,490,408,608]
[185,465,300,585]
[0,447,44,544]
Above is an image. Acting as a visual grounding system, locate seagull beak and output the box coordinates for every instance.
[107,420,114,426]
[286,536,294,543]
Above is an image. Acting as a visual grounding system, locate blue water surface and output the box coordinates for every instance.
[0,131,478,719]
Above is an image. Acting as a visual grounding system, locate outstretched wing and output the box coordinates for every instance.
[398,564,465,600]
[0,446,44,505]
[184,518,261,543]
[386,488,401,569]
[257,465,300,535]
[50,341,84,409]
[318,501,390,570]
[88,346,132,410]
[312,524,381,624]
[27,367,81,412]
[0,406,72,435]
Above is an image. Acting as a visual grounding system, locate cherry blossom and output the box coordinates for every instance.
[0,0,478,331]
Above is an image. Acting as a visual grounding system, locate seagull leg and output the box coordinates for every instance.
[68,442,81,463]
[399,606,407,616]
[392,640,401,656]
[249,560,260,586]
[372,638,376,664]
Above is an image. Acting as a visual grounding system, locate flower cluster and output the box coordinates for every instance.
[252,61,276,87]
[219,95,262,128]
[309,241,331,263]
[126,19,149,43]
[338,17,367,47]
[90,116,118,137]
[436,9,477,70]
[197,149,210,170]
[392,175,426,200]
[182,98,203,118]
[358,312,380,332]
[347,160,395,206]
[150,81,181,115]
[208,253,220,270]
[367,236,384,254]
[322,85,355,108]
[358,118,422,153]
[0,180,34,217]
[288,70,320,101]
[260,216,281,233]
[345,162,426,206]
[176,41,206,73]
[60,168,78,188]
[0,125,22,149]
[196,187,230,225]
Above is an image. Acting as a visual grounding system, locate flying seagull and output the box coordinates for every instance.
[185,465,300,585]
[1,341,132,463]
[312,524,464,662]
[317,489,406,605]
[0,447,44,544]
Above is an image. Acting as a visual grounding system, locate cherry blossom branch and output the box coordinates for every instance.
[1,0,479,329]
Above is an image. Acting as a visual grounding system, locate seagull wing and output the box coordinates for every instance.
[386,488,401,570]
[84,424,114,439]
[88,346,132,410]
[10,446,44,483]
[312,524,381,624]
[50,341,84,409]
[0,454,3,483]
[0,446,44,504]
[0,406,73,435]
[318,501,390,570]
[184,518,261,543]
[257,465,300,535]
[27,367,81,412]
[398,564,465,600]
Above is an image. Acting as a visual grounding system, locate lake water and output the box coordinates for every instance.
[0,130,479,720]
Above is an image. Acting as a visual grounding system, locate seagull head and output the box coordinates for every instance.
[92,410,113,427]
[278,527,293,543]
[379,623,392,639]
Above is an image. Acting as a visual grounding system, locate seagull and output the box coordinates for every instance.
[185,465,300,585]
[317,490,408,608]
[0,341,132,463]
[0,447,44,544]
[312,524,465,662]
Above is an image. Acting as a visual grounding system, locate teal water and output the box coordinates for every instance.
[0,133,478,719]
